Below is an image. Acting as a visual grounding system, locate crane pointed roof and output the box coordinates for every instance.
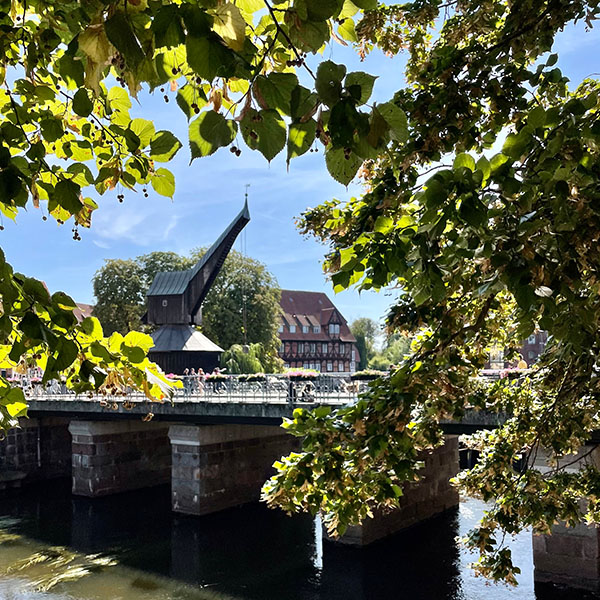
[147,200,250,315]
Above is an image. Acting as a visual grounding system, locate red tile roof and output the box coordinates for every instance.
[279,289,356,343]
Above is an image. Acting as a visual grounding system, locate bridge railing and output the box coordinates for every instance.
[25,374,372,405]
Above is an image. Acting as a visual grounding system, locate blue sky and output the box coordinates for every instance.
[2,19,599,329]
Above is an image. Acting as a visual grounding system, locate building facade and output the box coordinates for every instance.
[277,290,360,373]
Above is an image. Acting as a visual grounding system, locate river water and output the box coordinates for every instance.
[0,480,596,600]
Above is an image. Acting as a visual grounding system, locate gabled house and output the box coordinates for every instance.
[278,290,360,373]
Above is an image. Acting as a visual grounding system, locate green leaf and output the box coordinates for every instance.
[345,72,377,104]
[189,110,237,158]
[176,84,208,120]
[129,118,155,148]
[150,131,182,162]
[52,338,79,372]
[123,330,155,352]
[72,88,93,117]
[527,106,546,129]
[325,147,362,186]
[211,2,246,51]
[23,278,51,303]
[80,316,103,340]
[253,73,299,114]
[153,5,185,48]
[290,85,318,121]
[107,86,132,113]
[151,168,176,198]
[338,18,357,42]
[187,35,236,81]
[241,109,286,161]
[0,169,22,200]
[454,152,476,172]
[289,20,329,52]
[376,102,408,142]
[6,401,27,418]
[53,179,82,214]
[19,312,44,341]
[121,343,145,363]
[104,12,145,69]
[287,120,316,163]
[40,118,64,142]
[316,60,347,106]
[305,0,343,21]
[477,156,491,182]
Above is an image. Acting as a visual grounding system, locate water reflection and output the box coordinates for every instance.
[0,479,598,600]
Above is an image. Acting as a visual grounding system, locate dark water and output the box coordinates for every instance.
[0,480,596,600]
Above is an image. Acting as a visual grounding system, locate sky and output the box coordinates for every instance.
[1,18,599,330]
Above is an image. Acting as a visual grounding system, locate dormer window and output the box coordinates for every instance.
[289,325,296,333]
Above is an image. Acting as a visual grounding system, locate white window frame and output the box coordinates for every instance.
[322,343,328,353]
[327,362,333,372]
[313,325,320,333]
[289,325,296,333]
[302,325,309,333]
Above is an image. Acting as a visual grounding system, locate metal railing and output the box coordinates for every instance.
[24,374,373,406]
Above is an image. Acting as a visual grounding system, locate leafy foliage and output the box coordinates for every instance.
[350,317,378,369]
[221,342,283,374]
[260,0,600,585]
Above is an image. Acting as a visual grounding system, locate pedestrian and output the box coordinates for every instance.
[183,368,190,396]
[190,367,198,394]
[197,368,205,395]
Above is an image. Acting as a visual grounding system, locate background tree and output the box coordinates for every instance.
[137,251,194,289]
[222,343,274,374]
[92,249,282,362]
[92,259,146,335]
[368,332,412,370]
[350,317,378,370]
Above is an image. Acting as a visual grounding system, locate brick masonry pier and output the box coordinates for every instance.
[169,424,297,516]
[533,520,600,592]
[532,447,600,591]
[69,421,171,497]
[330,435,460,546]
[0,417,71,489]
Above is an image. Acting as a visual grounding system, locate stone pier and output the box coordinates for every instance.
[330,436,460,546]
[0,417,71,489]
[69,421,171,497]
[533,446,600,591]
[169,424,296,516]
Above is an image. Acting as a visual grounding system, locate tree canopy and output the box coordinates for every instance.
[350,317,378,369]
[1,0,600,585]
[262,0,600,585]
[93,248,282,358]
